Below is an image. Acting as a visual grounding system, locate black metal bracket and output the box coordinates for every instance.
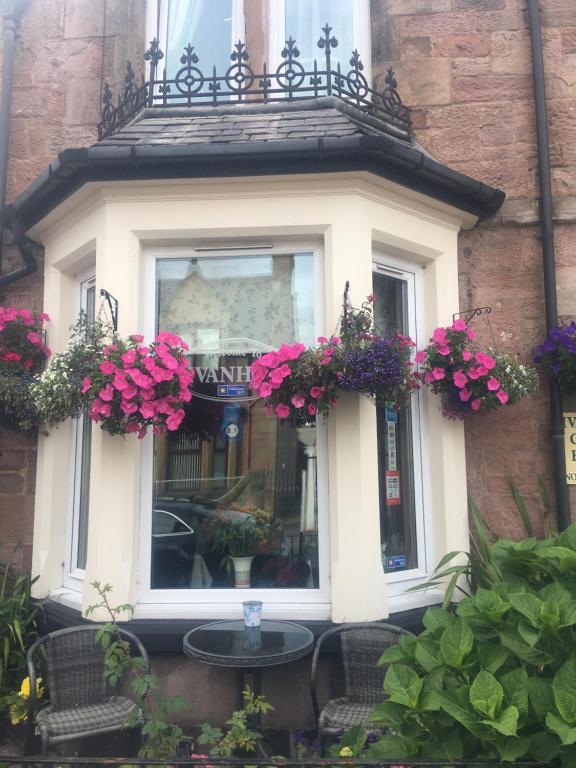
[100,288,118,332]
[453,306,492,325]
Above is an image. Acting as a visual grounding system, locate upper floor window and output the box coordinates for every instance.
[150,0,370,76]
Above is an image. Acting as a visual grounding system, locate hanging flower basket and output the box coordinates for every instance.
[250,295,420,424]
[533,321,576,392]
[0,306,51,431]
[84,331,194,438]
[418,320,538,418]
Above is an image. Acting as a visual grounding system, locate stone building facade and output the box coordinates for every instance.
[0,0,575,728]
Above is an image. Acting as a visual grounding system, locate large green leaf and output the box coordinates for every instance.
[528,677,555,725]
[559,601,576,628]
[547,712,576,745]
[508,592,542,625]
[420,729,463,760]
[500,667,528,717]
[469,670,503,719]
[530,731,561,763]
[540,581,572,605]
[415,637,442,672]
[553,657,576,724]
[378,644,410,665]
[492,735,530,761]
[367,735,416,759]
[440,618,474,668]
[498,627,551,665]
[422,606,454,631]
[383,664,422,709]
[477,645,510,674]
[540,598,561,629]
[438,687,481,735]
[475,588,509,620]
[539,546,576,571]
[517,618,540,647]
[368,700,406,727]
[481,705,518,736]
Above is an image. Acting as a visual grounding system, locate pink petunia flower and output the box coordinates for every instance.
[432,367,445,381]
[433,327,447,345]
[471,398,482,412]
[308,404,317,416]
[437,345,451,356]
[291,395,305,408]
[130,334,144,343]
[452,319,468,332]
[99,384,114,402]
[453,370,468,389]
[496,390,509,404]
[415,350,426,364]
[121,349,137,366]
[466,327,477,340]
[99,360,116,375]
[459,388,472,402]
[81,377,92,394]
[487,377,501,391]
[275,404,290,419]
[462,350,473,362]
[26,331,42,346]
[310,387,323,399]
[259,382,273,398]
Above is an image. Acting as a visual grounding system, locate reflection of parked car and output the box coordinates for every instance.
[151,509,196,588]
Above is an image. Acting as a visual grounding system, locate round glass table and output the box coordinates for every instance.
[183,619,315,713]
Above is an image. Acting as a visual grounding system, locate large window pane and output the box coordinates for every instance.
[152,254,319,590]
[166,0,234,80]
[285,0,354,70]
[373,270,418,574]
[73,280,96,572]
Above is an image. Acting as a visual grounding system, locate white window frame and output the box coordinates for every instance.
[372,251,433,597]
[63,272,96,592]
[138,241,331,616]
[147,0,245,68]
[268,0,371,75]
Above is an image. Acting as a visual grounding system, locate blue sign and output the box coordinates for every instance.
[220,405,242,443]
[385,406,398,423]
[217,384,247,397]
[386,555,407,570]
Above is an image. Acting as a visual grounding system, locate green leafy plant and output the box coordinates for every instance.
[210,508,276,566]
[364,523,576,765]
[197,687,273,756]
[87,582,186,759]
[0,549,41,712]
[32,314,110,427]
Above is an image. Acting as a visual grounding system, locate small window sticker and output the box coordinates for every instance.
[387,555,407,570]
[385,469,401,505]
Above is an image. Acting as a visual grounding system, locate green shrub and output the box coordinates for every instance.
[366,524,576,766]
[0,551,40,709]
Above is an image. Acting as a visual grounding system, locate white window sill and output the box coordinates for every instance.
[48,588,83,611]
[133,600,331,622]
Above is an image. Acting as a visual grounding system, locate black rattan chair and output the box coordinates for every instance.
[26,624,149,755]
[310,622,413,753]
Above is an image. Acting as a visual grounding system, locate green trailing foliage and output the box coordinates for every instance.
[358,524,576,766]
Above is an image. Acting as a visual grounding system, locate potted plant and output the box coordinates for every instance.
[210,507,276,588]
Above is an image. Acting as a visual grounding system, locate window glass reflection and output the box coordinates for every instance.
[152,254,319,590]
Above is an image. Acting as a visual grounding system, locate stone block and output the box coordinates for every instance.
[401,12,480,36]
[0,495,34,541]
[381,0,450,14]
[0,450,26,471]
[490,31,532,74]
[452,74,533,103]
[434,33,491,58]
[64,0,104,38]
[455,0,505,8]
[563,29,576,54]
[65,76,102,126]
[371,12,400,64]
[375,58,451,106]
[0,473,25,495]
[401,36,432,59]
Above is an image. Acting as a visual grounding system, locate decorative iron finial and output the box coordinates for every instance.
[124,61,135,86]
[281,36,300,61]
[180,44,199,66]
[385,68,398,91]
[318,24,338,50]
[231,40,249,63]
[144,37,164,66]
[350,50,363,71]
[102,82,112,106]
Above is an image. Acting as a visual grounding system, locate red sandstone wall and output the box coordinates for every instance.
[371,0,576,538]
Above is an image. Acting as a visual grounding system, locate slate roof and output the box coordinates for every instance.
[97,98,407,148]
[0,97,505,230]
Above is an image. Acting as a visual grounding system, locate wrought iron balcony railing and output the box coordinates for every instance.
[98,25,412,140]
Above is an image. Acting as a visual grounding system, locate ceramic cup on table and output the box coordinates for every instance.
[242,600,263,627]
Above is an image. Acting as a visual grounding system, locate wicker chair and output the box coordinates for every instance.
[310,622,414,753]
[26,625,149,755]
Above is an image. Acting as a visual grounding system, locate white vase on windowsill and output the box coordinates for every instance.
[231,556,254,588]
